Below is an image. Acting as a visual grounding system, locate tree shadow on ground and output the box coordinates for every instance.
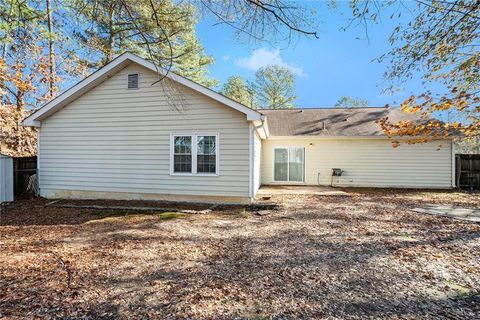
[34,219,479,317]
[1,193,479,318]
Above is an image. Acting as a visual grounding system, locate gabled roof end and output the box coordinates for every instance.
[22,52,262,126]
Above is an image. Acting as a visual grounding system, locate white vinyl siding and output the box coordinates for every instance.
[262,138,453,188]
[38,63,250,199]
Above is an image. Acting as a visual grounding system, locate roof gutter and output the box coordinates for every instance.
[252,115,269,139]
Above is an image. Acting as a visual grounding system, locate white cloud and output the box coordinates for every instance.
[235,48,306,77]
[222,55,230,62]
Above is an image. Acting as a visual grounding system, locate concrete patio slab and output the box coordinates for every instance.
[257,185,347,197]
[412,204,480,222]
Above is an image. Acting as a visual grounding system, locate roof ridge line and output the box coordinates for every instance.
[260,106,392,110]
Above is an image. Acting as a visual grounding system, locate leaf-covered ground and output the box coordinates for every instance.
[1,189,479,319]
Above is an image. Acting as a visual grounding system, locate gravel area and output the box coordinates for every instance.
[1,189,479,319]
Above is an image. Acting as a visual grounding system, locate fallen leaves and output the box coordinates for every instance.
[0,190,479,318]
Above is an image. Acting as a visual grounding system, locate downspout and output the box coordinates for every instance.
[36,127,41,196]
[248,123,254,200]
[451,141,456,189]
[249,115,267,201]
[256,115,267,137]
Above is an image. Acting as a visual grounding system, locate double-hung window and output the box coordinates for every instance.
[173,136,192,173]
[171,133,218,175]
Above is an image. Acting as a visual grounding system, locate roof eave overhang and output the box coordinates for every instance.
[21,52,262,127]
[251,115,270,139]
[267,135,456,140]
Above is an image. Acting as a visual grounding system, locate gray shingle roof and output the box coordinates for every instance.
[261,107,421,137]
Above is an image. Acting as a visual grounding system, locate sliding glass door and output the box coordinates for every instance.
[274,147,305,182]
[274,148,289,181]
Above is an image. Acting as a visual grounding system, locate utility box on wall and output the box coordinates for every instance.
[0,154,14,203]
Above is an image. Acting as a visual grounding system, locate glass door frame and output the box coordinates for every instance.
[272,147,306,183]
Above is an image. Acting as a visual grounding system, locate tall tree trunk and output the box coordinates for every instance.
[46,0,55,98]
[1,0,14,60]
[104,2,116,65]
[0,0,14,102]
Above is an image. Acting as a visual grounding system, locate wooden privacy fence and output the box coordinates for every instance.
[456,154,480,191]
[13,156,37,195]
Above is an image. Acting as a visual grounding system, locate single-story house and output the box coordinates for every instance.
[22,53,455,204]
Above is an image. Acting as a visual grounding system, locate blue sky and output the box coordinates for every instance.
[196,2,421,108]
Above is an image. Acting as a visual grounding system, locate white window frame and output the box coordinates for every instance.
[272,147,305,183]
[170,133,219,176]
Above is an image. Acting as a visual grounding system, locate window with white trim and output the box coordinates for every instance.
[173,136,192,173]
[197,135,217,173]
[171,134,218,175]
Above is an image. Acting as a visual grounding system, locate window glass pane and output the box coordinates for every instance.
[289,147,304,182]
[197,155,216,173]
[174,136,191,154]
[174,155,192,173]
[174,136,192,173]
[197,136,216,173]
[274,148,288,181]
[197,136,216,155]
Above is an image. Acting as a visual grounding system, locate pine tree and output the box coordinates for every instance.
[222,76,254,108]
[251,65,297,109]
[70,0,218,87]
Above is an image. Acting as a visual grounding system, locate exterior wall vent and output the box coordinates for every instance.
[128,73,139,89]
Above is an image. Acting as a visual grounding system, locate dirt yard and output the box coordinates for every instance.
[1,189,479,319]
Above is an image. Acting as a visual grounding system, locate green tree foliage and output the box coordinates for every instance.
[0,0,66,108]
[334,96,369,108]
[221,76,254,108]
[251,65,297,109]
[69,0,218,87]
[0,0,217,156]
[0,0,320,156]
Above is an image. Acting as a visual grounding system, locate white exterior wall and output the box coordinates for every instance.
[0,155,14,203]
[261,138,454,188]
[253,131,262,195]
[38,63,251,203]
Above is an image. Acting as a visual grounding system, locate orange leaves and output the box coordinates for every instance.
[389,85,480,146]
[0,105,37,157]
[381,112,480,146]
[0,60,36,105]
[0,42,56,108]
[400,95,422,113]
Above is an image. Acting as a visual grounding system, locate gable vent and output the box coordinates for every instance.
[127,73,139,89]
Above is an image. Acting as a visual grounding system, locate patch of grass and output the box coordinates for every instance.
[85,211,186,224]
[448,282,476,298]
[158,212,187,220]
